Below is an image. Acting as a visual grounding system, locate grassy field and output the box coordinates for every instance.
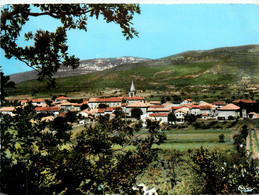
[71,126,236,151]
[154,129,235,151]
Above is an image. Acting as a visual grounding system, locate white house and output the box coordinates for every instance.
[126,101,149,115]
[191,105,200,115]
[88,97,122,109]
[35,106,61,117]
[123,96,145,105]
[174,108,189,123]
[148,113,168,123]
[0,107,16,116]
[55,96,68,102]
[218,103,240,119]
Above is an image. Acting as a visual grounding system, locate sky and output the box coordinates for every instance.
[1,4,259,75]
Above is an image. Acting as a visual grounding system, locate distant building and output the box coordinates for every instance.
[218,104,240,119]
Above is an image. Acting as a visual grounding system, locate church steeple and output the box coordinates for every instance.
[129,80,136,97]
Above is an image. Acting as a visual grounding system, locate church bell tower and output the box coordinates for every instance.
[128,80,136,97]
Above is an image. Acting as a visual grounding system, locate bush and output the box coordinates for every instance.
[228,115,235,120]
[218,134,225,143]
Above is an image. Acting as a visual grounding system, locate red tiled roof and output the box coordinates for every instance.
[148,107,170,112]
[233,99,256,104]
[149,113,168,117]
[82,100,88,104]
[175,109,188,114]
[186,99,193,101]
[219,104,240,110]
[35,107,60,112]
[30,99,44,102]
[105,107,120,112]
[172,106,182,110]
[127,101,149,108]
[121,103,126,107]
[21,100,28,103]
[213,101,225,105]
[149,101,161,105]
[56,96,68,100]
[97,109,105,113]
[90,97,122,102]
[191,105,200,109]
[149,105,164,108]
[74,103,82,106]
[123,97,145,100]
[59,112,66,117]
[0,107,15,112]
[200,105,212,110]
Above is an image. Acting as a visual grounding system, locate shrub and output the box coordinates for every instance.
[218,134,225,143]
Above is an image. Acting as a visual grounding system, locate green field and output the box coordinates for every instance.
[72,126,236,151]
[154,129,234,151]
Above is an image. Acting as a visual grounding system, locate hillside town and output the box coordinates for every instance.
[1,81,258,127]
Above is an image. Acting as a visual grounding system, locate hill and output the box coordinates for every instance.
[8,45,259,98]
[9,57,150,83]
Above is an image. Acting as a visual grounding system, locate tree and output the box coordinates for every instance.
[64,111,77,123]
[98,103,109,109]
[45,99,53,107]
[1,103,165,194]
[218,134,225,143]
[0,71,16,106]
[168,112,176,125]
[185,114,197,124]
[1,4,141,87]
[131,108,143,120]
[80,103,89,110]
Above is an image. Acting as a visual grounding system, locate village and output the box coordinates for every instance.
[0,81,258,128]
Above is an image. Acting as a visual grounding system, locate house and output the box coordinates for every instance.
[218,103,240,119]
[35,106,61,116]
[149,101,161,105]
[126,101,149,115]
[148,113,168,123]
[88,97,122,109]
[20,99,46,106]
[73,103,82,111]
[248,112,259,119]
[233,99,256,104]
[31,99,45,106]
[123,96,145,105]
[191,105,200,115]
[59,102,76,111]
[0,107,15,116]
[213,101,225,108]
[181,99,193,104]
[199,105,214,116]
[147,107,171,114]
[55,96,68,102]
[174,107,190,123]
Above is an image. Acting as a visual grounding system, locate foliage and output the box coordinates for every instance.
[168,112,176,125]
[219,133,225,143]
[98,103,109,109]
[184,114,197,124]
[1,103,165,194]
[131,108,143,120]
[189,147,258,194]
[0,71,16,105]
[80,103,89,110]
[64,111,77,123]
[233,125,248,156]
[1,4,140,86]
[44,99,52,107]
